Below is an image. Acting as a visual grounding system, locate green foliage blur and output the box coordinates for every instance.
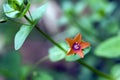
[0,0,120,80]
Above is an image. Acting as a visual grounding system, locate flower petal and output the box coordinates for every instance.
[73,33,82,42]
[77,50,84,58]
[81,42,90,49]
[65,38,73,47]
[67,49,74,55]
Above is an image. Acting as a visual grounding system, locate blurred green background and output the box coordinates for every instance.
[0,0,120,80]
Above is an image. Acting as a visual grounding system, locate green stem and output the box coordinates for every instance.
[30,55,49,72]
[24,55,49,80]
[24,15,114,80]
[34,55,49,68]
[77,60,114,80]
[35,26,67,53]
[24,15,33,24]
[24,15,66,52]
[28,10,34,22]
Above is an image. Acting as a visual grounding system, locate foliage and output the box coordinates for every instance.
[0,0,120,80]
[95,36,120,58]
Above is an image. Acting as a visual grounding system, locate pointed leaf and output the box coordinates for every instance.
[14,3,48,50]
[15,25,33,50]
[31,3,48,23]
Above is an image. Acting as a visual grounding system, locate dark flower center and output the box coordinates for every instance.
[72,42,80,50]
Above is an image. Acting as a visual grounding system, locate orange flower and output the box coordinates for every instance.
[65,33,90,58]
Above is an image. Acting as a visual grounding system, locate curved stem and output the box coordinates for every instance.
[34,55,49,68]
[28,10,34,22]
[25,55,49,79]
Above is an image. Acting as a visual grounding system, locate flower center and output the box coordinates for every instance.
[72,42,80,50]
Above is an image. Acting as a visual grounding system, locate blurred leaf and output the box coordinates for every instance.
[20,65,31,80]
[79,17,97,35]
[95,36,120,58]
[49,42,68,62]
[3,3,20,18]
[15,25,32,50]
[110,64,120,80]
[74,1,86,15]
[62,1,73,12]
[98,77,108,80]
[15,0,24,6]
[0,68,11,77]
[0,0,7,23]
[65,47,91,61]
[105,21,119,34]
[33,71,53,80]
[86,0,116,21]
[0,51,21,79]
[58,16,69,26]
[66,27,80,37]
[105,3,116,14]
[1,52,21,69]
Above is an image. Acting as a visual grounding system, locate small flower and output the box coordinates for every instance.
[65,33,90,58]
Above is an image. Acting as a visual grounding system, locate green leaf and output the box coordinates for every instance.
[14,3,48,50]
[110,64,120,80]
[95,36,120,58]
[65,47,91,62]
[31,3,48,23]
[62,1,73,13]
[3,3,20,18]
[0,0,7,23]
[105,21,119,34]
[49,42,67,62]
[15,25,33,50]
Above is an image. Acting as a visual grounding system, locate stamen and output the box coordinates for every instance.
[72,42,80,50]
